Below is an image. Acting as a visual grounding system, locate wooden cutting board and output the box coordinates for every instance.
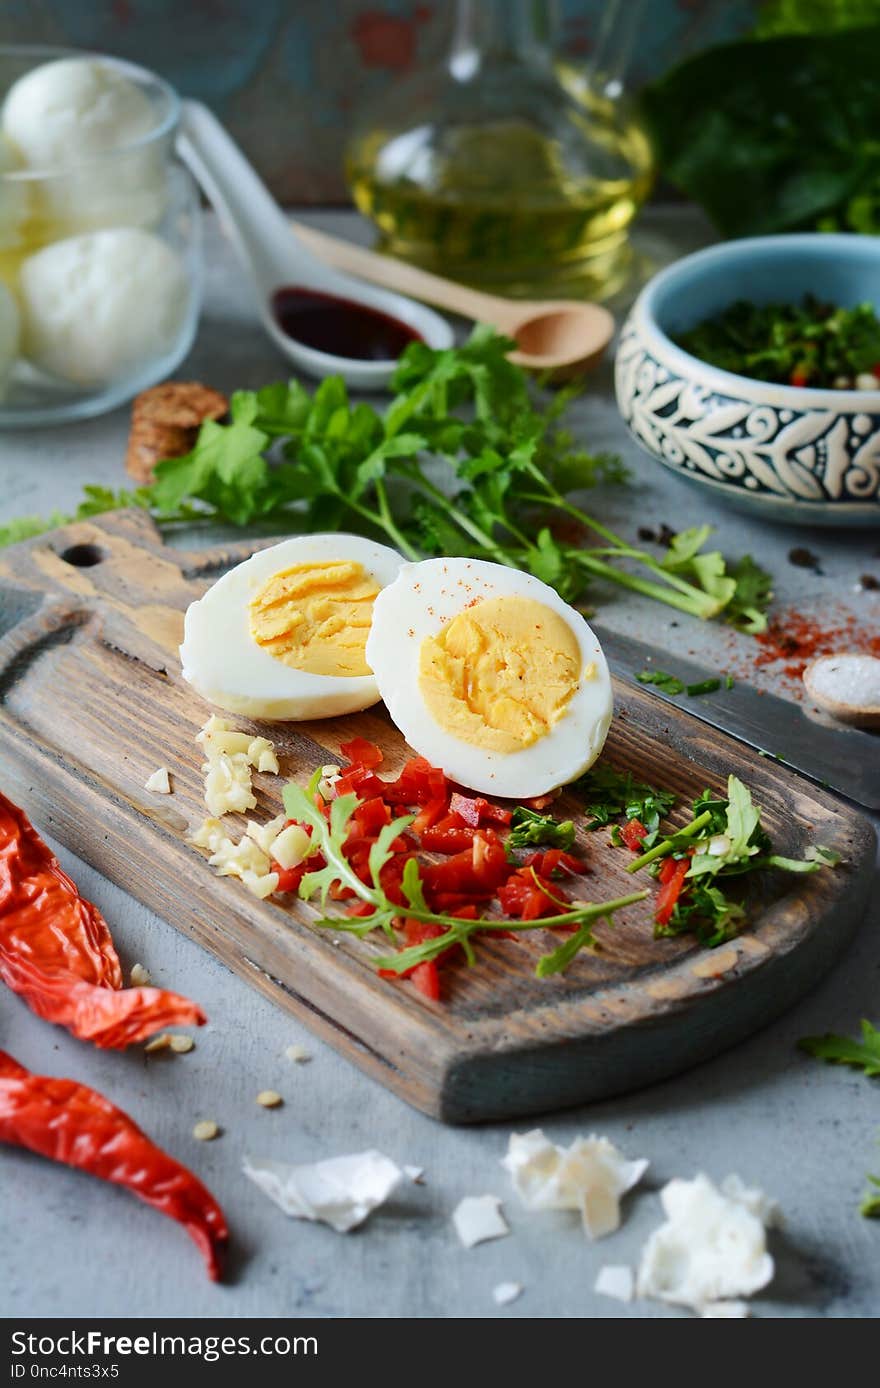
[0,509,874,1122]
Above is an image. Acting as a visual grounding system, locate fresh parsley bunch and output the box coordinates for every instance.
[0,330,772,632]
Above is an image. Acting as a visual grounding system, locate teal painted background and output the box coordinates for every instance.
[0,1,758,202]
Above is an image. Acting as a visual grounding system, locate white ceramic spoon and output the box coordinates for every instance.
[176,101,453,388]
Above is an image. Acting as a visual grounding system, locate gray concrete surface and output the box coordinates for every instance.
[0,210,878,1319]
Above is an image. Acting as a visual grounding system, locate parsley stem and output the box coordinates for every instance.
[626,811,713,873]
[373,479,420,560]
[409,473,511,561]
[570,553,723,617]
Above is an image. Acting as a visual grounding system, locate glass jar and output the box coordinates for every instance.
[346,0,653,300]
[0,45,201,427]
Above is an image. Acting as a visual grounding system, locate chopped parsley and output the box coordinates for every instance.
[507,807,576,854]
[636,669,685,695]
[675,295,880,389]
[573,764,675,842]
[636,670,735,698]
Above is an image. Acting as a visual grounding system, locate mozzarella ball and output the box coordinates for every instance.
[2,59,166,233]
[3,58,156,170]
[19,228,188,385]
[180,534,405,721]
[0,133,30,251]
[366,558,613,798]
[0,280,20,395]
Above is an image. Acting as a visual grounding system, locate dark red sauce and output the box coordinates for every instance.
[272,286,422,361]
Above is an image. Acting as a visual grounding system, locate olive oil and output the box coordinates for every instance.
[348,96,652,299]
[345,0,653,301]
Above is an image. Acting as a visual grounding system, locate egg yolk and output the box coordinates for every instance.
[249,560,380,677]
[418,595,581,753]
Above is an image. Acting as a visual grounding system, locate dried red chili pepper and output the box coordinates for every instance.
[0,1050,227,1279]
[0,792,204,1047]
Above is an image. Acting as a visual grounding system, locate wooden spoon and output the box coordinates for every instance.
[292,221,615,378]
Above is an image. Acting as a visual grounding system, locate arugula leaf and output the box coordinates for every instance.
[799,1019,880,1076]
[281,769,647,979]
[508,807,576,853]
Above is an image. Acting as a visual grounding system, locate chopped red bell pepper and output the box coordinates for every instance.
[383,757,449,805]
[334,766,386,800]
[421,830,510,899]
[620,818,648,852]
[411,797,449,834]
[409,962,440,999]
[497,865,564,921]
[351,796,392,837]
[339,737,383,769]
[420,812,473,854]
[449,792,512,828]
[654,856,691,926]
[0,1050,228,1279]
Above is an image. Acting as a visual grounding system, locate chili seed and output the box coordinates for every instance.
[169,1034,195,1054]
[130,962,151,987]
[144,1033,171,1054]
[193,1120,220,1141]
[256,1089,283,1108]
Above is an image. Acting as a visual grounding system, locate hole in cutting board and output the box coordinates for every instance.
[59,543,106,568]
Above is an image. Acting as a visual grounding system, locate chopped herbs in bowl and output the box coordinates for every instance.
[675,296,880,391]
[615,233,880,523]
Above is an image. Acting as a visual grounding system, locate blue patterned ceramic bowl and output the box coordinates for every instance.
[615,234,880,526]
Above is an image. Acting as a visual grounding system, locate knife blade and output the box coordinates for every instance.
[591,624,880,811]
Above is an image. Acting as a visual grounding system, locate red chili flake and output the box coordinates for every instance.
[754,607,880,682]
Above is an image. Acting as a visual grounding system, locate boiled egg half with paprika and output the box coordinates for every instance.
[366,558,613,798]
[180,534,403,720]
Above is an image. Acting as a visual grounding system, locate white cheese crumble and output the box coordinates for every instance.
[452,1195,510,1248]
[636,1172,777,1315]
[594,1265,635,1303]
[701,1300,750,1318]
[144,766,171,794]
[502,1129,648,1239]
[492,1281,523,1306]
[243,1150,402,1233]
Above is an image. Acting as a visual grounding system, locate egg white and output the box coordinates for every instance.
[180,533,404,720]
[366,558,613,797]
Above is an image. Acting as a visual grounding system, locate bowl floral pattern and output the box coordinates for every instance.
[614,235,880,525]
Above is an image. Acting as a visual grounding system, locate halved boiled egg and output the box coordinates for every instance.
[180,533,403,720]
[366,558,613,798]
